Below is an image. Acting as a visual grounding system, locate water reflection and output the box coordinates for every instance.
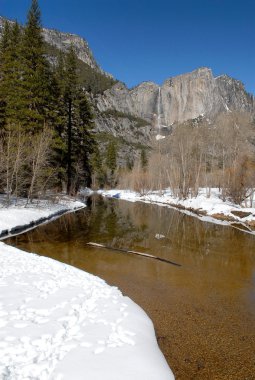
[6,195,255,380]
[7,196,255,298]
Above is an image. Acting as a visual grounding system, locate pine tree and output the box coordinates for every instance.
[0,1,96,196]
[75,93,95,188]
[140,148,148,170]
[64,45,78,194]
[50,52,68,189]
[54,46,96,194]
[0,20,11,129]
[106,140,117,174]
[91,147,105,188]
[20,0,55,131]
[0,21,25,129]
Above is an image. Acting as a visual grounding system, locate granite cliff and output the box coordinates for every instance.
[95,67,254,127]
[0,16,110,77]
[1,15,254,166]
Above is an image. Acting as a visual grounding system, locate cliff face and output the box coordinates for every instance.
[42,28,113,78]
[0,16,111,77]
[0,15,151,166]
[1,15,254,165]
[1,15,253,126]
[95,68,254,126]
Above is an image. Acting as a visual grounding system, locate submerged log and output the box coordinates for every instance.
[87,242,181,267]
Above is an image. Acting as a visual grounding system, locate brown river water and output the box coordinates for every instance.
[6,196,255,379]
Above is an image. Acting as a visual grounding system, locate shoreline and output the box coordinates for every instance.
[99,189,255,234]
[0,243,173,379]
[0,196,174,379]
[0,198,85,240]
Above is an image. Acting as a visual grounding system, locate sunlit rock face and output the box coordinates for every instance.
[42,28,98,69]
[1,14,254,160]
[129,82,159,120]
[95,81,159,120]
[96,82,134,114]
[0,16,111,77]
[96,67,254,126]
[215,74,254,114]
[160,68,218,124]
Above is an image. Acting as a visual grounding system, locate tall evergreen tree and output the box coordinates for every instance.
[75,94,95,188]
[0,1,96,197]
[106,140,117,174]
[91,147,105,188]
[54,46,96,194]
[21,0,55,131]
[0,20,11,129]
[64,46,78,194]
[0,21,24,129]
[140,148,148,170]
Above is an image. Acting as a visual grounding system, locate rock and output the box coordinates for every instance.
[1,16,254,166]
[0,16,111,78]
[230,211,252,219]
[246,220,255,229]
[95,67,254,126]
[210,213,236,222]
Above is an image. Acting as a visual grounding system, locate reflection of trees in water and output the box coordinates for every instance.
[116,200,255,275]
[7,196,255,279]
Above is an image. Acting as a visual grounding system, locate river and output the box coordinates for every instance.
[6,196,255,379]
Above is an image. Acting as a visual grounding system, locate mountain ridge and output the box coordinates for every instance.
[0,15,112,78]
[95,67,254,126]
[1,15,254,168]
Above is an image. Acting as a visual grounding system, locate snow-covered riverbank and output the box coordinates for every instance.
[0,197,85,239]
[0,196,174,379]
[100,189,255,233]
[0,243,174,379]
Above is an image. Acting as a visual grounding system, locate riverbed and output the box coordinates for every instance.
[6,196,255,379]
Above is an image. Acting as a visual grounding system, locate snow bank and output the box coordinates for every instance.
[0,198,85,238]
[0,243,174,379]
[101,189,255,232]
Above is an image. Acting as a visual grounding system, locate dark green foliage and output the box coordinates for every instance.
[20,0,55,131]
[0,0,97,196]
[96,131,149,151]
[76,59,116,94]
[0,21,27,129]
[106,140,117,174]
[45,42,116,94]
[126,156,134,171]
[101,109,149,127]
[54,45,96,194]
[140,148,148,170]
[0,1,57,132]
[91,147,106,188]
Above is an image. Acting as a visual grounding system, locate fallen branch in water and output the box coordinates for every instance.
[86,242,181,267]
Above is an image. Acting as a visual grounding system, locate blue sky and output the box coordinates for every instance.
[1,0,254,94]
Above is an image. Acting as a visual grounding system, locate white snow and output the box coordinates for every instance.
[0,197,85,238]
[155,134,166,141]
[0,196,174,378]
[155,234,165,240]
[224,103,231,112]
[100,188,255,232]
[0,243,174,379]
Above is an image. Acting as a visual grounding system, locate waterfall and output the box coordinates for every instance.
[157,87,161,130]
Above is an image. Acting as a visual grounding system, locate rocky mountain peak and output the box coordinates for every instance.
[0,15,112,78]
[1,14,254,153]
[164,67,213,84]
[95,66,254,127]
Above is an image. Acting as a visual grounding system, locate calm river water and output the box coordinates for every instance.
[6,196,255,379]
